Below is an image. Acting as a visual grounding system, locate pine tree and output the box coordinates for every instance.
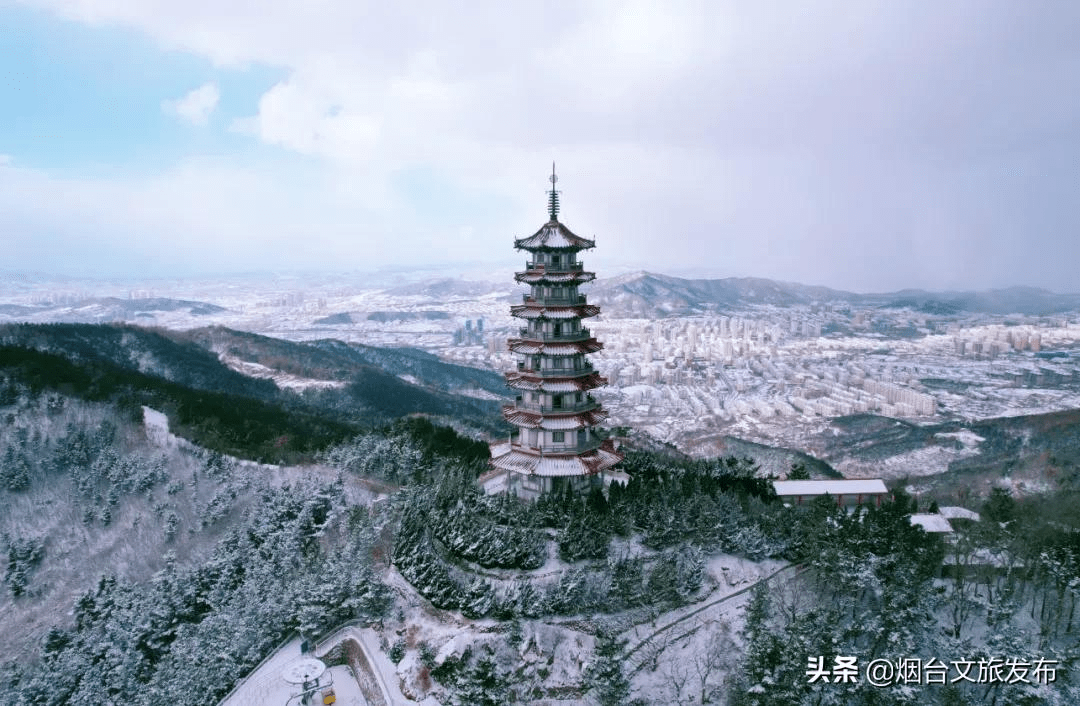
[584,631,630,706]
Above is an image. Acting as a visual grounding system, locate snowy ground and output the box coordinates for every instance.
[219,637,371,706]
[218,353,347,391]
[238,554,795,705]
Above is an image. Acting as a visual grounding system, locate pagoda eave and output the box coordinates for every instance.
[505,371,607,391]
[514,220,596,251]
[490,440,623,477]
[515,271,596,285]
[511,304,601,319]
[501,405,609,429]
[508,339,603,355]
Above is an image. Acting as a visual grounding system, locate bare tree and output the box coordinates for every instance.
[662,657,691,705]
[772,572,812,625]
[692,620,739,705]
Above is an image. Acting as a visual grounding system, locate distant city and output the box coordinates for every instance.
[3,268,1078,471]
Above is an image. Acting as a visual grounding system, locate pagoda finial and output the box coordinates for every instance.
[547,162,560,221]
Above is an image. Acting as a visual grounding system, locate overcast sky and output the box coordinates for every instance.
[2,1,1079,292]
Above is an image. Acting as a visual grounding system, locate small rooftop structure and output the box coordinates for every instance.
[938,506,981,522]
[910,513,955,533]
[282,657,333,706]
[773,479,890,507]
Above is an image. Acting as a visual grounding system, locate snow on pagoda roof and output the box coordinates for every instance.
[772,479,888,496]
[515,271,596,284]
[490,443,623,477]
[502,406,609,429]
[515,221,596,250]
[511,304,601,319]
[505,373,607,392]
[509,340,604,355]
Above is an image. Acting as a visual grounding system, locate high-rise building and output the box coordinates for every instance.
[489,167,623,498]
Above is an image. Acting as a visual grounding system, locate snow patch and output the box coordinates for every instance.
[218,353,346,390]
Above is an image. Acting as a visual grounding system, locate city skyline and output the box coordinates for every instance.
[3,2,1080,292]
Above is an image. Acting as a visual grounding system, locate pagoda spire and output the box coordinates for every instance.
[547,162,560,221]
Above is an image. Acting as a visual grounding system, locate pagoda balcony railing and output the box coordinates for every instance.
[515,361,598,376]
[510,439,604,455]
[525,261,583,272]
[516,327,592,342]
[521,294,587,305]
[512,396,599,414]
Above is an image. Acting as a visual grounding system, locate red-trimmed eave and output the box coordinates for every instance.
[504,371,608,390]
[508,338,604,355]
[500,405,610,428]
[513,221,596,250]
[510,304,601,319]
[514,270,596,285]
[491,442,624,476]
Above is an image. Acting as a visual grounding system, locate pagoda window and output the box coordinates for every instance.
[552,431,565,443]
[577,429,587,445]
[552,394,563,409]
[553,322,562,337]
[551,254,561,267]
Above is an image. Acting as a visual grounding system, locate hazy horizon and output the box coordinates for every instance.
[3,264,1080,298]
[3,2,1080,292]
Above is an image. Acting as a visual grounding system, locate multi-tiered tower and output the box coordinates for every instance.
[489,166,623,498]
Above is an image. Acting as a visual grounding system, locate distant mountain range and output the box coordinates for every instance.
[588,272,1080,317]
[0,297,224,323]
[314,310,452,325]
[2,274,1079,326]
[382,278,506,298]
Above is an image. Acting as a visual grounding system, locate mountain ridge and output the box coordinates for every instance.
[589,271,1080,316]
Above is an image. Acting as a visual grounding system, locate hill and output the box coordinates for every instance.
[0,324,507,461]
[0,297,226,324]
[816,409,1080,497]
[588,271,1080,317]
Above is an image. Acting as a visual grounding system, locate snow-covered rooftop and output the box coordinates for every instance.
[505,374,606,393]
[490,443,622,476]
[910,513,954,533]
[515,270,596,284]
[510,304,601,319]
[508,339,603,355]
[938,506,981,521]
[773,479,889,496]
[514,220,596,250]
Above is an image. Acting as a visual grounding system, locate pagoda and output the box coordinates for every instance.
[489,166,623,498]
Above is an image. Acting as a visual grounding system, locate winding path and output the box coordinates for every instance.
[622,563,799,671]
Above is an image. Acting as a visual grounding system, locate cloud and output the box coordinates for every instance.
[162,82,220,125]
[10,1,1080,290]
